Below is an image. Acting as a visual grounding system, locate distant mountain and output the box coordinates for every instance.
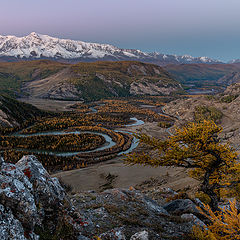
[0,60,182,101]
[164,63,240,93]
[164,63,240,84]
[0,32,221,65]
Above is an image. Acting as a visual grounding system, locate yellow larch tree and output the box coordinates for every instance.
[125,120,240,211]
[193,199,240,240]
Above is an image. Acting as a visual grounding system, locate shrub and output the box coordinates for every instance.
[194,106,223,123]
[157,121,173,128]
[220,95,239,103]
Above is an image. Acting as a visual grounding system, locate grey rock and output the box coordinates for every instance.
[181,213,206,228]
[0,157,4,166]
[29,232,40,240]
[161,187,177,195]
[130,230,149,240]
[0,162,38,230]
[194,198,204,208]
[72,188,194,239]
[144,197,169,215]
[0,155,79,239]
[0,204,27,240]
[1,161,33,191]
[16,155,66,208]
[163,199,199,215]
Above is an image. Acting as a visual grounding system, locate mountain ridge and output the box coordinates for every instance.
[0,60,182,101]
[0,32,222,65]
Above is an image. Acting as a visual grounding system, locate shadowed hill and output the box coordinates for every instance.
[0,95,45,127]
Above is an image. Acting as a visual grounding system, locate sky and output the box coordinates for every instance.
[1,0,240,62]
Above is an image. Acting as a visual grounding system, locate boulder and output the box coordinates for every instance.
[77,235,91,240]
[163,199,199,215]
[181,213,206,229]
[143,197,169,215]
[16,155,66,208]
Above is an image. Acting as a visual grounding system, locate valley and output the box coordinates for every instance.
[164,62,240,93]
[0,98,175,173]
[1,59,240,239]
[1,95,198,194]
[1,59,240,193]
[3,1,240,238]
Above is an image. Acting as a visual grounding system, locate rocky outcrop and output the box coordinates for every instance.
[71,188,205,239]
[130,80,181,96]
[224,82,240,96]
[22,68,83,101]
[0,155,207,239]
[0,155,80,239]
[0,204,32,240]
[163,199,199,215]
[15,156,66,208]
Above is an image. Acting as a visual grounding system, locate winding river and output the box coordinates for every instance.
[10,104,177,158]
[12,115,144,157]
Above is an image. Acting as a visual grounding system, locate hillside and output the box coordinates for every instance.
[0,32,221,65]
[164,63,240,91]
[217,71,240,85]
[66,61,182,101]
[0,60,67,97]
[163,83,240,152]
[0,60,182,101]
[0,95,44,127]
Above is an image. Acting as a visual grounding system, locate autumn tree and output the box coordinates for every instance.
[193,199,240,240]
[125,120,240,211]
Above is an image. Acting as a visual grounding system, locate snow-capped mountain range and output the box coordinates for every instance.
[0,32,222,65]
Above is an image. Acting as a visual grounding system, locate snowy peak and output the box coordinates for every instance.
[0,32,122,59]
[0,32,222,65]
[229,59,240,64]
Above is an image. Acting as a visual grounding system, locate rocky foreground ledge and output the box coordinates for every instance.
[0,155,205,240]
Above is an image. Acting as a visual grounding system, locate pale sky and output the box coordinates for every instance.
[1,0,240,61]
